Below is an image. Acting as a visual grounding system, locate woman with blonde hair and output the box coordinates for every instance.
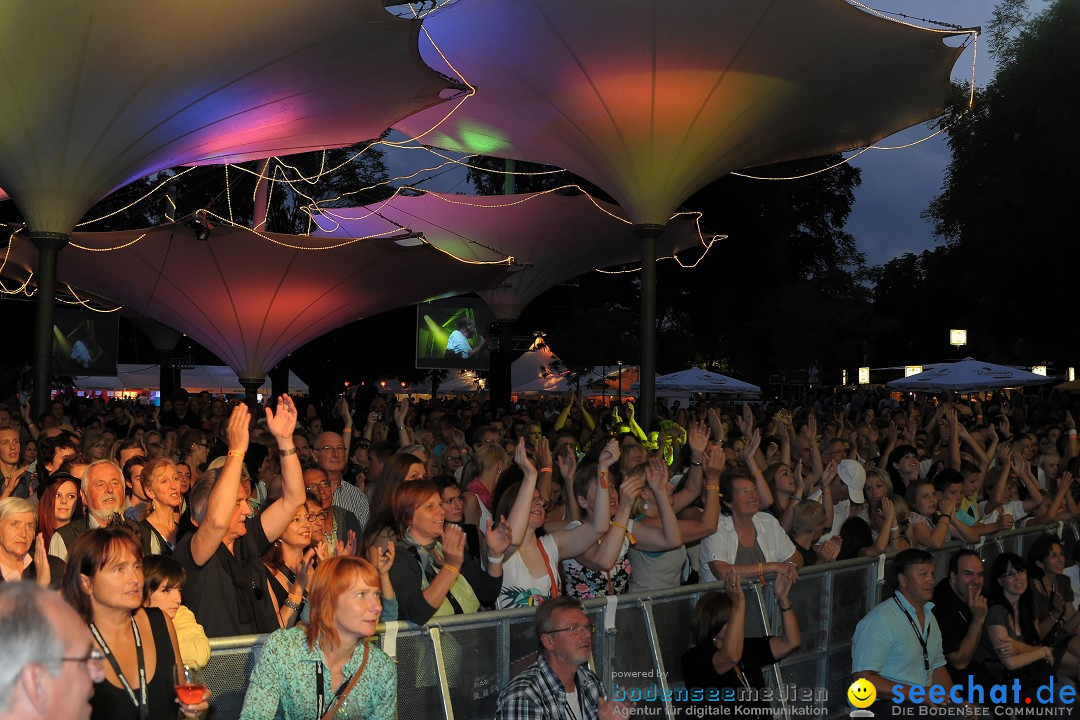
[240,556,396,719]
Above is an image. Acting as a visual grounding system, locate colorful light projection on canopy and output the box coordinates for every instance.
[0,0,452,235]
[311,190,717,319]
[398,0,969,226]
[4,223,515,381]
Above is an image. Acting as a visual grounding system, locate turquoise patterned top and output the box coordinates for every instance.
[239,626,396,719]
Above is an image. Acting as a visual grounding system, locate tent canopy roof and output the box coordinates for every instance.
[313,191,714,319]
[5,222,514,379]
[72,364,309,395]
[397,0,966,226]
[0,0,450,234]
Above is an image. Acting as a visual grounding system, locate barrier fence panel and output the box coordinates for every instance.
[204,523,1072,720]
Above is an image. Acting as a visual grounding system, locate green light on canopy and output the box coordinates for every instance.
[431,121,511,155]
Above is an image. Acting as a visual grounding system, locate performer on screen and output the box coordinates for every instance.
[444,316,486,360]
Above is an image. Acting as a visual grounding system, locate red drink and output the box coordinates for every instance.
[175,683,206,704]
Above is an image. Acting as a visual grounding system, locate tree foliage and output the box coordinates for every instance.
[912,0,1080,365]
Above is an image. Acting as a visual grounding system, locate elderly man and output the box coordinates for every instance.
[0,582,105,720]
[496,597,631,720]
[49,460,124,561]
[313,431,369,532]
[175,398,306,638]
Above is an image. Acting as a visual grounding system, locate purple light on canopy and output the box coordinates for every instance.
[398,0,968,226]
[0,0,452,235]
[4,224,514,381]
[312,190,716,319]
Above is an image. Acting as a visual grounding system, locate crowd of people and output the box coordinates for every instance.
[1,384,1079,718]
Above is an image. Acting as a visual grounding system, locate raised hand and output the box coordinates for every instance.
[393,398,409,428]
[34,534,50,588]
[819,536,842,563]
[484,517,513,557]
[644,456,669,493]
[598,438,620,473]
[514,436,537,477]
[296,548,316,588]
[366,542,395,574]
[688,419,709,455]
[441,523,466,567]
[535,437,553,472]
[740,429,762,464]
[774,562,796,603]
[264,394,298,441]
[556,450,577,486]
[735,403,755,438]
[618,474,645,509]
[967,583,988,622]
[226,403,251,456]
[336,530,358,557]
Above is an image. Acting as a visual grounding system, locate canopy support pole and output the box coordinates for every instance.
[30,232,69,416]
[634,224,664,433]
[488,319,514,415]
[239,376,263,404]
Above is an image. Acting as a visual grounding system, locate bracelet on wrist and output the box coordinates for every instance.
[442,563,461,574]
[486,555,504,566]
[278,446,297,457]
[284,599,302,611]
[690,460,703,467]
[778,603,793,612]
[227,450,245,459]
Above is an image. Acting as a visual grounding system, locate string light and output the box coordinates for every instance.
[595,211,725,273]
[0,230,35,296]
[69,233,148,252]
[59,284,123,313]
[73,167,196,227]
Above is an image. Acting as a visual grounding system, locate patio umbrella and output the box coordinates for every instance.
[632,368,761,395]
[886,358,1051,394]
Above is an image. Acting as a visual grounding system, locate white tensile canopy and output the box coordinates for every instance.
[72,364,310,396]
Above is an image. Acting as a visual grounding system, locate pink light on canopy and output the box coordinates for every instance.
[4,223,514,381]
[0,0,452,235]
[399,0,969,226]
[312,190,717,319]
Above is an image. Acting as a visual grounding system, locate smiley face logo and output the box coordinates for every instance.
[847,678,876,709]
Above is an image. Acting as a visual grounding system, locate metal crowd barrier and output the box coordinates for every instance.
[204,522,1079,719]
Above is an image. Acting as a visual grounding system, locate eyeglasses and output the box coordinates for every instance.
[445,455,463,462]
[356,442,371,450]
[317,445,346,454]
[305,481,332,491]
[547,624,595,636]
[307,512,328,521]
[1001,570,1027,579]
[56,648,106,672]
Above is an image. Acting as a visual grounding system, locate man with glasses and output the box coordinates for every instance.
[313,431,369,532]
[497,597,632,720]
[303,467,361,555]
[0,582,105,720]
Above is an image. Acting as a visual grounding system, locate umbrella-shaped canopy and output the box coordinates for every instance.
[886,358,1051,394]
[312,191,717,319]
[397,0,968,227]
[0,0,451,235]
[3,223,515,380]
[632,368,761,395]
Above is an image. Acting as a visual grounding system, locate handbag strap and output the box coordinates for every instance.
[320,640,371,720]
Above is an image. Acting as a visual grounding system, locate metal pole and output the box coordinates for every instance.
[30,232,69,416]
[633,224,663,433]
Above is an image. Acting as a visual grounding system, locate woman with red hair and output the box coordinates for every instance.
[37,474,82,550]
[239,556,396,719]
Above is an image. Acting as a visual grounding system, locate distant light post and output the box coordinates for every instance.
[905,365,923,377]
[858,367,870,385]
[950,329,967,350]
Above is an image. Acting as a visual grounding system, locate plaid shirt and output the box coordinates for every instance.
[496,654,603,720]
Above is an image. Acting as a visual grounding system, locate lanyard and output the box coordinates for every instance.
[893,595,931,685]
[563,687,585,720]
[315,662,352,719]
[89,616,149,720]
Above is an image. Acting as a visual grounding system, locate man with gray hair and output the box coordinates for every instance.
[48,461,124,561]
[0,582,104,720]
[496,597,632,720]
